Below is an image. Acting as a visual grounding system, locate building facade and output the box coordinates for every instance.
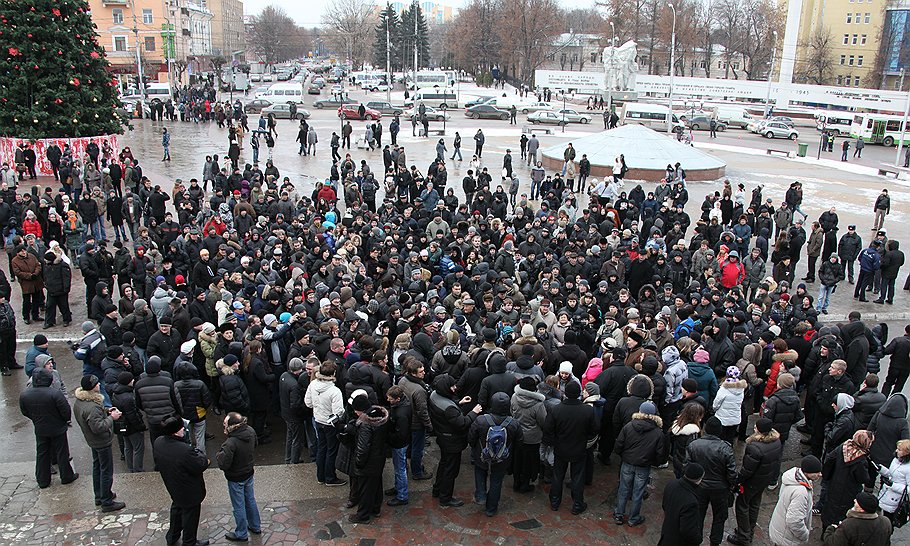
[380,1,454,23]
[209,0,245,59]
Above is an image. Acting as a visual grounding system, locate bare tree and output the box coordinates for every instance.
[714,0,744,79]
[797,28,836,84]
[248,6,304,66]
[322,0,375,69]
[444,0,503,75]
[499,0,564,83]
[738,0,783,80]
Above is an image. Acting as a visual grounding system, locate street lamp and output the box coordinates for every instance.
[894,80,910,168]
[764,31,777,118]
[667,3,676,134]
[608,21,615,118]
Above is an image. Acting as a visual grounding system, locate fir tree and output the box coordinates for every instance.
[399,2,431,71]
[0,0,125,138]
[373,4,400,71]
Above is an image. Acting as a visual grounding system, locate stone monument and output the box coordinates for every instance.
[603,40,639,97]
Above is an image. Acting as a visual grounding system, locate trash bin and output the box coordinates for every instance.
[797,143,809,157]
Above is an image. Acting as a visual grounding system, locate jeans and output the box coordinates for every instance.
[451,148,462,161]
[410,428,427,477]
[112,224,127,241]
[307,143,316,155]
[163,145,170,161]
[134,346,148,367]
[228,476,261,539]
[817,284,834,312]
[550,456,585,510]
[530,179,541,200]
[95,217,107,240]
[91,445,115,506]
[474,464,507,513]
[615,463,650,523]
[188,420,206,450]
[123,431,144,472]
[285,420,303,464]
[697,487,731,546]
[391,446,409,501]
[314,422,339,483]
[252,147,259,164]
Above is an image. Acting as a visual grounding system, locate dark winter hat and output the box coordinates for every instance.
[639,401,657,415]
[856,491,879,513]
[161,414,185,436]
[482,328,497,342]
[33,334,48,346]
[565,381,581,400]
[159,316,172,326]
[223,354,238,366]
[351,393,371,412]
[682,378,698,393]
[106,346,123,359]
[801,455,822,474]
[684,462,705,481]
[518,376,537,391]
[117,371,134,385]
[755,418,773,434]
[80,375,99,391]
[104,304,118,315]
[704,415,723,437]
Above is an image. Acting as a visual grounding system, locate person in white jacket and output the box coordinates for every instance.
[877,438,910,523]
[768,455,823,546]
[713,365,746,444]
[304,361,346,487]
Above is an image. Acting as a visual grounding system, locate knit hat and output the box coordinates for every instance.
[684,462,705,481]
[202,322,216,335]
[81,375,99,391]
[682,378,698,393]
[725,366,741,381]
[639,401,657,415]
[106,346,123,359]
[801,455,822,474]
[521,324,533,338]
[82,321,95,333]
[161,415,185,435]
[118,371,134,385]
[584,382,600,398]
[693,348,710,363]
[559,361,573,374]
[704,415,723,437]
[776,372,795,389]
[134,299,148,311]
[35,354,53,368]
[518,376,537,391]
[159,316,172,326]
[835,393,855,413]
[180,340,196,354]
[351,393,371,412]
[264,314,277,326]
[565,381,581,399]
[223,354,238,366]
[755,417,773,434]
[856,491,879,513]
[768,325,782,337]
[33,334,48,346]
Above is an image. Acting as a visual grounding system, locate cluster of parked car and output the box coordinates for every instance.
[747,116,799,139]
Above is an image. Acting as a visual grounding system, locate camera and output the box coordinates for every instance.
[328,412,346,429]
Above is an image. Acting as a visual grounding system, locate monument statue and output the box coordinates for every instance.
[603,40,639,91]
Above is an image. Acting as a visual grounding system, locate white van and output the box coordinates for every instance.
[122,83,172,102]
[406,89,458,108]
[815,111,853,136]
[714,105,753,129]
[255,83,306,104]
[485,96,532,110]
[621,102,683,131]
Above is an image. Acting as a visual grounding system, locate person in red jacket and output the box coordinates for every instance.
[22,210,42,239]
[719,250,745,289]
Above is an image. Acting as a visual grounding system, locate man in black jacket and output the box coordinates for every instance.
[659,462,704,546]
[594,348,636,465]
[42,250,72,328]
[135,356,179,448]
[146,316,182,372]
[543,381,597,515]
[216,412,261,542]
[279,358,307,464]
[686,416,737,546]
[173,355,213,450]
[154,414,210,546]
[347,395,390,524]
[19,368,79,488]
[808,359,855,458]
[386,385,412,507]
[429,374,481,507]
[883,324,910,396]
[729,418,783,546]
[613,401,666,526]
[876,239,905,304]
[468,391,522,517]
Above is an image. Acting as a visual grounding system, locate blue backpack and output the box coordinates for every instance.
[479,415,513,466]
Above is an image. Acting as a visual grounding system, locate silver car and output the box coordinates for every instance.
[262,103,310,120]
[762,121,799,140]
[554,109,592,124]
[518,101,553,114]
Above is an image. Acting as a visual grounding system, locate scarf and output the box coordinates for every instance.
[842,430,874,463]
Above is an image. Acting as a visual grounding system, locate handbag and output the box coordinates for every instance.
[894,485,910,528]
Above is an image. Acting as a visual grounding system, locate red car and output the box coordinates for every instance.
[337,104,381,120]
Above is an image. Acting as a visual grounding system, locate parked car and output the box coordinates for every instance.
[408,106,450,121]
[313,96,357,109]
[464,96,495,108]
[527,111,568,125]
[313,77,326,87]
[307,84,321,95]
[243,99,273,114]
[365,82,390,92]
[338,104,381,120]
[262,74,273,82]
[554,109,592,124]
[330,84,343,95]
[262,103,310,120]
[686,115,727,131]
[250,74,262,82]
[464,104,510,120]
[518,101,554,114]
[762,121,799,139]
[366,101,405,116]
[769,116,795,126]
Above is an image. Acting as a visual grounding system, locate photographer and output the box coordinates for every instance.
[73,375,126,512]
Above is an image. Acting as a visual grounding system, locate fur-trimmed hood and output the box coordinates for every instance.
[672,422,701,436]
[721,379,748,389]
[357,405,390,426]
[74,387,104,404]
[626,374,655,398]
[746,428,781,444]
[771,349,798,363]
[631,411,663,429]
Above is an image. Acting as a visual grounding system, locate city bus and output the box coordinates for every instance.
[849,113,910,146]
[815,111,853,136]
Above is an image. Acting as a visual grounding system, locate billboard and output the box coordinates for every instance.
[535,70,605,93]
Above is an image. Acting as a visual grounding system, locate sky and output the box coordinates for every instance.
[242,0,597,26]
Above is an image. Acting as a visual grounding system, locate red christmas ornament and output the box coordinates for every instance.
[27,34,32,38]
[29,6,34,11]
[90,51,100,59]
[7,47,19,56]
[54,98,63,105]
[70,77,80,87]
[33,65,38,69]
[51,8,60,16]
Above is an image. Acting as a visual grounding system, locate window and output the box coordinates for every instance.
[112,8,123,24]
[849,55,855,66]
[590,52,596,63]
[852,34,859,44]
[865,12,870,23]
[144,36,155,51]
[840,55,846,65]
[843,34,850,44]
[855,76,861,86]
[861,34,867,44]
[699,60,706,69]
[858,55,864,66]
[732,62,739,70]
[837,75,843,85]
[887,120,902,131]
[846,13,852,23]
[113,35,127,52]
[142,9,153,24]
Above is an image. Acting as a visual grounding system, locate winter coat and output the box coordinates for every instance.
[822,509,893,546]
[868,394,910,466]
[387,397,411,449]
[72,388,113,449]
[662,346,688,405]
[853,387,886,429]
[764,349,798,398]
[658,477,703,546]
[146,329,182,372]
[510,385,547,445]
[153,435,209,507]
[215,423,257,482]
[305,373,344,426]
[398,374,432,432]
[687,361,719,406]
[109,382,146,436]
[877,457,910,513]
[43,255,71,296]
[243,356,274,412]
[613,374,654,432]
[614,411,667,466]
[11,251,42,294]
[173,363,213,423]
[506,356,546,383]
[824,410,857,455]
[669,422,701,477]
[686,434,736,490]
[761,387,802,442]
[822,444,875,527]
[218,365,250,414]
[819,258,845,287]
[278,371,306,423]
[134,367,178,426]
[18,368,71,437]
[594,360,637,412]
[429,375,478,453]
[737,429,782,488]
[119,308,157,349]
[351,406,389,477]
[477,354,516,409]
[713,379,746,426]
[542,397,597,462]
[768,467,815,546]
[468,395,523,468]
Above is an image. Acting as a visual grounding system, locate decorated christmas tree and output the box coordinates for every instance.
[0,0,125,138]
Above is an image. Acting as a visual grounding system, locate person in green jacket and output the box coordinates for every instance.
[73,374,125,512]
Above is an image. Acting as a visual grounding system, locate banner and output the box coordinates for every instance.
[0,135,119,175]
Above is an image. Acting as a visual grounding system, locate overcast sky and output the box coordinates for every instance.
[243,0,597,26]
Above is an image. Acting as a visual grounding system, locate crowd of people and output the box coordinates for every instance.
[9,110,910,545]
